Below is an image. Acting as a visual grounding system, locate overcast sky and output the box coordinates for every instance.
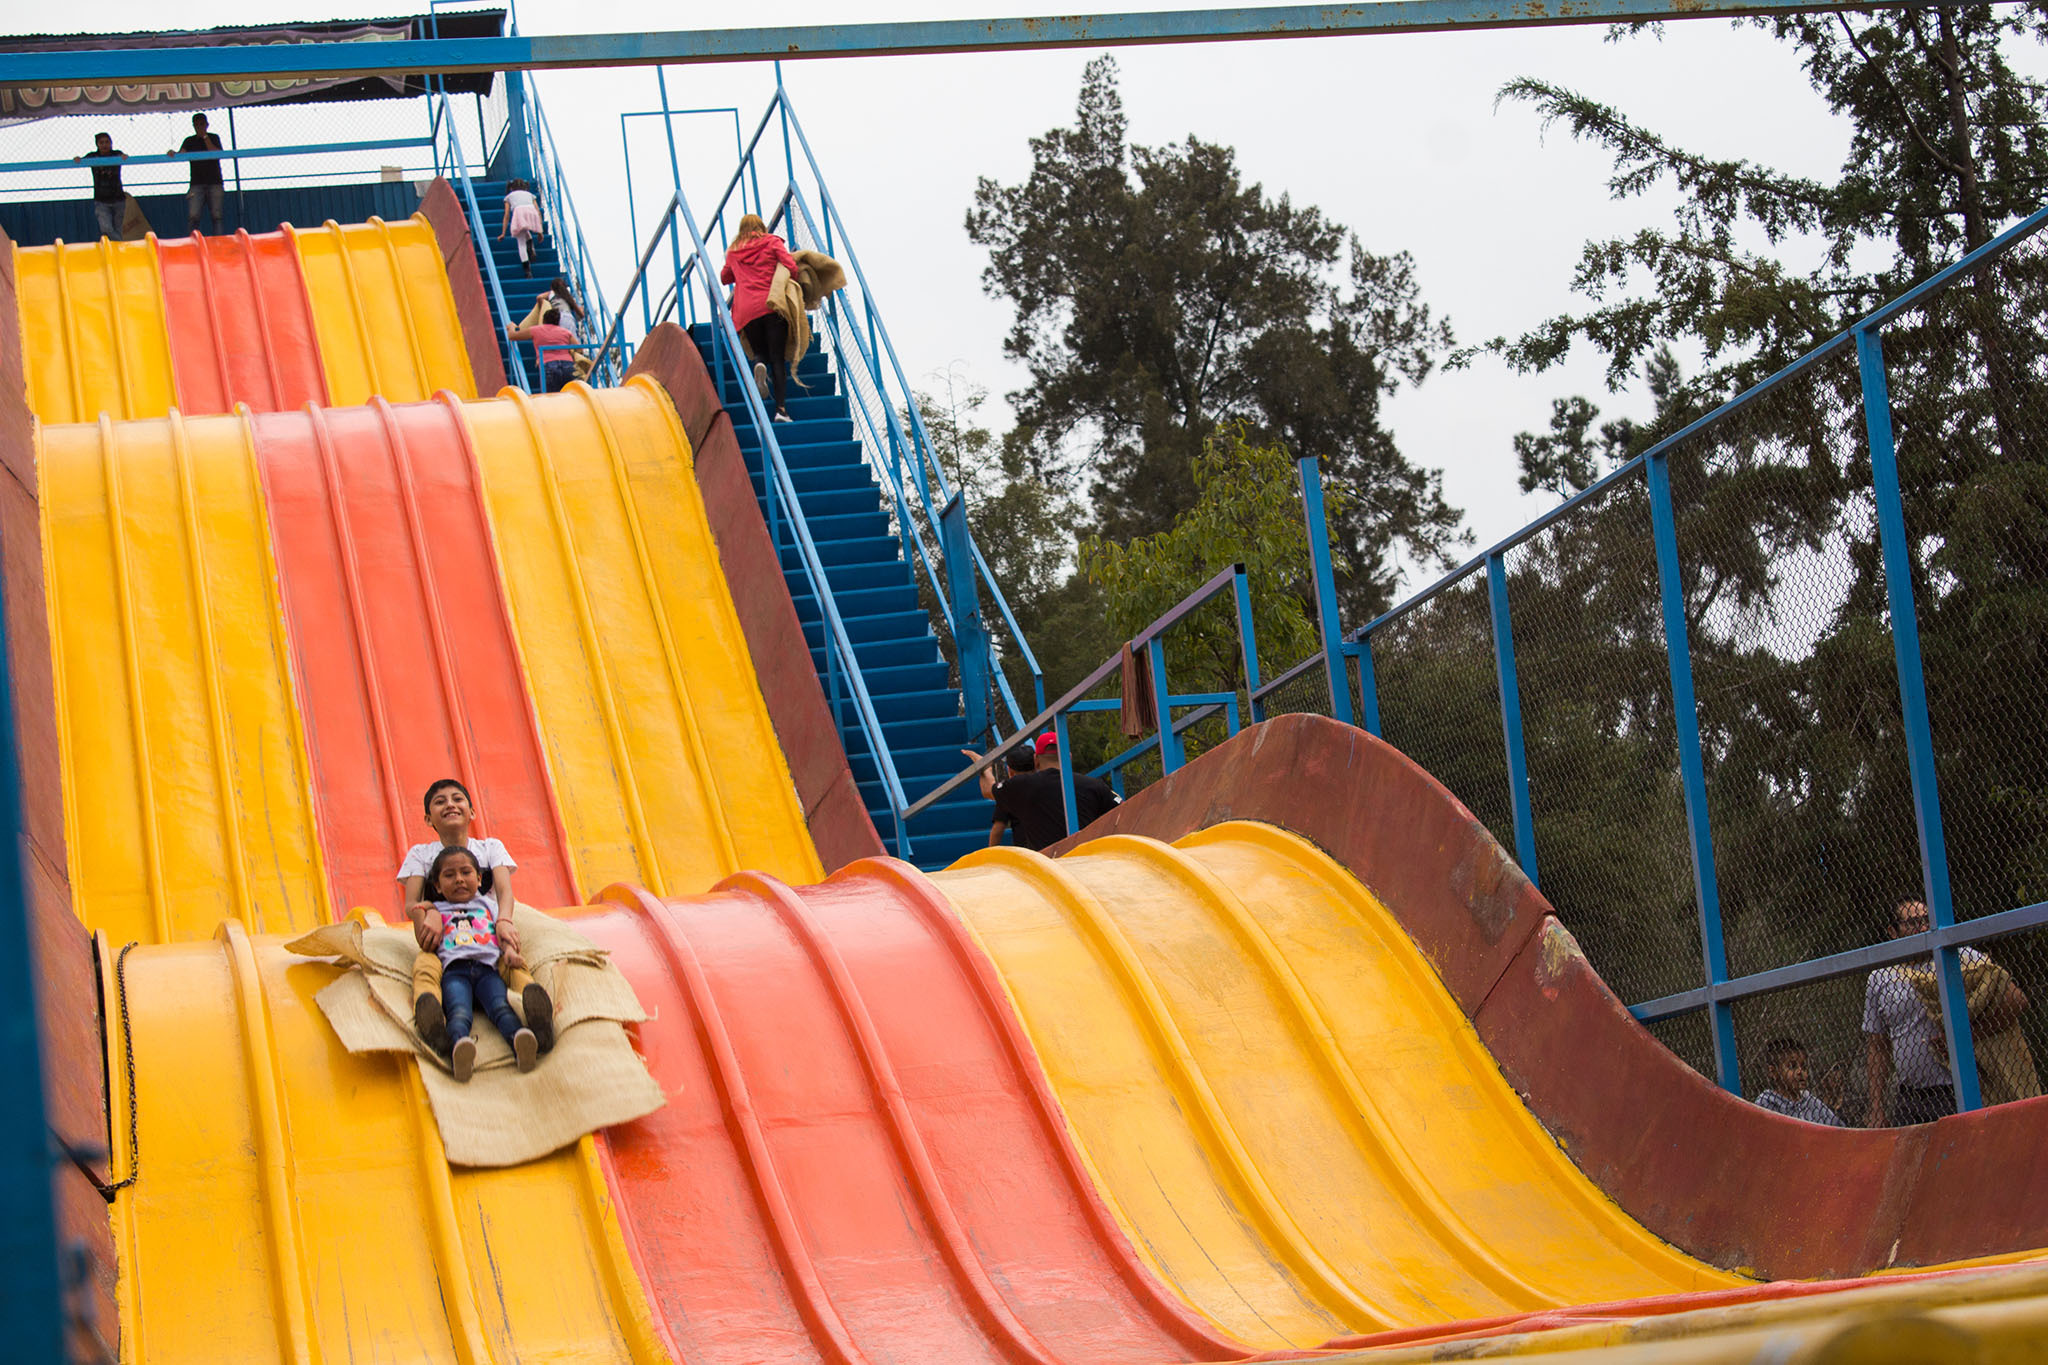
[27,1,2026,596]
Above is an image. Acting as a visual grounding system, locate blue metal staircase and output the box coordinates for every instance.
[466,179,567,387]
[688,325,998,871]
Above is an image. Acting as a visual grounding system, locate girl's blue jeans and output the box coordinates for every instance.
[442,959,522,1043]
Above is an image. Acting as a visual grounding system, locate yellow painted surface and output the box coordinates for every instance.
[13,236,177,423]
[105,919,668,1364]
[39,411,328,943]
[461,377,822,895]
[289,215,477,405]
[933,822,1743,1350]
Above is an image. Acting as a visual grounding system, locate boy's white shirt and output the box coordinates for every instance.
[396,836,517,882]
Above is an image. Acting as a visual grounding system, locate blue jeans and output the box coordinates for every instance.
[94,201,122,240]
[441,959,522,1044]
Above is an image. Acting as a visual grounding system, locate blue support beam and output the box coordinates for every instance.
[1485,552,1538,885]
[940,491,993,743]
[1855,325,1981,1112]
[1353,636,1381,736]
[1645,450,1741,1096]
[0,0,1962,84]
[1298,456,1354,727]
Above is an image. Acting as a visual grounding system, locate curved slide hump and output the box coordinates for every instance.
[157,231,330,416]
[459,378,823,896]
[932,822,1738,1351]
[14,236,176,423]
[1050,714,2048,1284]
[579,866,1244,1365]
[287,215,478,406]
[248,396,578,913]
[105,921,670,1364]
[38,411,329,944]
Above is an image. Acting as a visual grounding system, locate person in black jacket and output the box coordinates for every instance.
[72,132,127,240]
[965,732,1121,850]
[171,113,226,235]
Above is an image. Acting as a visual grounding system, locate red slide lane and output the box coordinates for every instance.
[157,231,329,416]
[249,397,577,915]
[577,864,1250,1365]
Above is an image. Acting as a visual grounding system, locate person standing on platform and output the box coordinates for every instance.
[965,732,1121,851]
[73,133,127,240]
[171,113,227,235]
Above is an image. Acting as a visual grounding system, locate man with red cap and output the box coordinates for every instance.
[963,731,1121,851]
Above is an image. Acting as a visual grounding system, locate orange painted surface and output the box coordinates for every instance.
[578,863,1244,1365]
[156,230,329,416]
[248,396,577,917]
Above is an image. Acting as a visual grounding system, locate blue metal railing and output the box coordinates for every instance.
[430,90,531,392]
[1336,200,2048,1111]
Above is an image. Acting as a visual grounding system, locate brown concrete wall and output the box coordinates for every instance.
[626,323,883,871]
[418,178,509,396]
[0,223,118,1353]
[1055,712,2048,1281]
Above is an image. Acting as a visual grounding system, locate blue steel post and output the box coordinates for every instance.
[1148,636,1184,772]
[1856,324,1981,1110]
[1486,552,1539,885]
[1054,709,1079,839]
[940,492,992,742]
[1354,633,1381,736]
[500,68,533,181]
[1232,566,1262,722]
[0,610,63,1359]
[1646,451,1741,1094]
[654,71,689,327]
[1297,457,1354,725]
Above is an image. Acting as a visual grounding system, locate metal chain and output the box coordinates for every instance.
[83,941,140,1202]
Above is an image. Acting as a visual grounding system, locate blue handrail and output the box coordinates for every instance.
[432,90,531,393]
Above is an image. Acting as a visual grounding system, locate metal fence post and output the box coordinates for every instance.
[940,491,992,743]
[1231,565,1262,723]
[1354,633,1381,736]
[1148,635,1183,772]
[1054,708,1079,839]
[1855,324,1981,1111]
[1646,450,1742,1094]
[1297,456,1354,725]
[1486,552,1539,885]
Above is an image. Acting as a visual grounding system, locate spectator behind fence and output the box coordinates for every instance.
[499,178,545,277]
[520,277,592,380]
[72,132,127,240]
[720,213,800,425]
[967,744,1037,848]
[506,308,579,393]
[966,732,1121,851]
[1753,1036,1842,1125]
[171,112,225,235]
[1863,897,2035,1123]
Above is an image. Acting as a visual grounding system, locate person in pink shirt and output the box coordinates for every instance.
[720,213,800,424]
[507,308,580,392]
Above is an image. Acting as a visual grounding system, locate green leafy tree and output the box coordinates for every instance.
[968,54,1462,620]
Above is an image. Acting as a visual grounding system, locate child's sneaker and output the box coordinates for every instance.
[752,360,770,399]
[520,981,556,1054]
[414,991,450,1053]
[513,1028,539,1073]
[451,1036,477,1083]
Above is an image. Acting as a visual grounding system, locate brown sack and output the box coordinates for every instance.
[118,194,150,241]
[1119,641,1156,737]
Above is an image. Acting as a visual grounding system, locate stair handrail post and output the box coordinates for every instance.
[940,490,994,743]
[437,90,531,392]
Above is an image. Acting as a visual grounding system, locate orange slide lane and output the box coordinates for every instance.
[248,395,578,914]
[575,860,1249,1365]
[157,231,329,416]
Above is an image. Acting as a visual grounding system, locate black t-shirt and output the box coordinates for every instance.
[85,149,126,202]
[179,133,224,186]
[991,767,1122,851]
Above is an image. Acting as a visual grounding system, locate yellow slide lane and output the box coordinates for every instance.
[13,236,177,423]
[933,822,1741,1350]
[460,377,823,895]
[103,919,667,1364]
[289,216,477,405]
[39,410,328,944]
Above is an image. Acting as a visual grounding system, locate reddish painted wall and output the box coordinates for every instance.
[419,178,509,396]
[0,223,117,1351]
[626,323,883,871]
[1056,713,2048,1281]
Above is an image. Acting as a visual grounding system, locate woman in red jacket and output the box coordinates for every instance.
[720,213,800,424]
